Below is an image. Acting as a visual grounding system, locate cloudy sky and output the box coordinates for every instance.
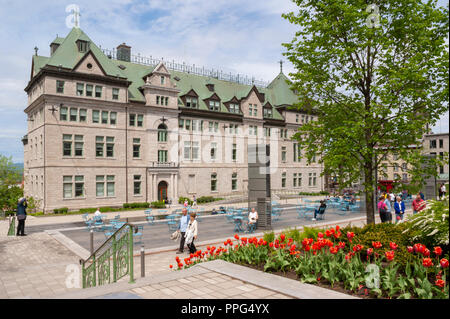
[0,0,448,163]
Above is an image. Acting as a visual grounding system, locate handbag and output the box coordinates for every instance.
[170,230,180,241]
[185,228,194,245]
[17,214,26,221]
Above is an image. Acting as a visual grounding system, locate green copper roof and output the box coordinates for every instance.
[32,27,298,121]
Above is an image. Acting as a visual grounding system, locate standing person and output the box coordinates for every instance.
[440,183,447,199]
[383,195,392,223]
[185,212,198,254]
[412,193,426,215]
[394,196,405,223]
[438,183,443,200]
[176,208,190,254]
[16,197,27,236]
[378,196,388,223]
[192,195,197,208]
[389,192,395,208]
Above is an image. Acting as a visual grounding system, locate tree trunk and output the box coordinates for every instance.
[365,164,376,224]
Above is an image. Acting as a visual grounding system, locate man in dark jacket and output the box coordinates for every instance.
[16,197,27,236]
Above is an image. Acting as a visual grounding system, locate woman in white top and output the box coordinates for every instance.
[248,208,258,224]
[185,212,198,254]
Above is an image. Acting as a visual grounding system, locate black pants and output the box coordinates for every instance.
[187,240,196,254]
[17,219,25,235]
[179,232,186,252]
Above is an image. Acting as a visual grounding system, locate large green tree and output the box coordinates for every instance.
[283,0,449,224]
[0,154,23,212]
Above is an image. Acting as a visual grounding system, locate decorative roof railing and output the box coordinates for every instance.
[100,47,270,88]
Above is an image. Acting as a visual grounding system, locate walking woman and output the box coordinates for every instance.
[393,196,405,223]
[185,212,198,254]
[16,197,27,236]
[378,196,389,223]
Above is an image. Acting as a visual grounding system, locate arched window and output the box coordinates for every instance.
[158,124,168,142]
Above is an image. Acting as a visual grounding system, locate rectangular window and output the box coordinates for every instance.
[161,76,165,85]
[96,136,104,157]
[402,173,408,180]
[156,96,160,105]
[232,144,237,161]
[110,112,117,125]
[439,139,444,148]
[106,136,114,157]
[96,176,105,197]
[79,109,87,122]
[298,173,302,186]
[70,108,77,121]
[95,86,102,98]
[253,105,257,116]
[86,84,93,97]
[60,107,68,121]
[74,135,83,156]
[249,104,253,116]
[74,175,84,197]
[179,119,184,129]
[430,140,437,149]
[192,141,199,160]
[209,100,220,111]
[112,88,119,100]
[56,80,64,93]
[184,141,191,160]
[106,175,115,196]
[101,111,108,124]
[137,114,144,127]
[76,83,84,96]
[133,138,140,158]
[209,122,213,132]
[214,122,219,133]
[232,173,237,191]
[134,175,141,195]
[63,134,72,156]
[308,173,317,186]
[296,114,299,123]
[282,172,286,188]
[92,110,100,123]
[185,119,191,131]
[158,150,168,163]
[165,97,169,106]
[63,176,72,198]
[211,173,217,192]
[293,173,297,187]
[129,114,136,126]
[186,97,198,108]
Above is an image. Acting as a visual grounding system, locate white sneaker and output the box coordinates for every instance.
[312,218,316,221]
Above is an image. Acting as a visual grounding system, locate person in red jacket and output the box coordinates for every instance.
[412,193,426,215]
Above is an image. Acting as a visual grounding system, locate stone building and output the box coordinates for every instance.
[422,133,449,184]
[23,27,324,212]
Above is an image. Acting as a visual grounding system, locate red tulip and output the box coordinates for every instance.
[407,246,413,253]
[372,241,382,249]
[345,253,352,261]
[338,242,346,249]
[347,232,355,241]
[435,279,445,288]
[422,258,433,268]
[336,225,340,231]
[318,232,324,239]
[330,246,338,254]
[352,244,363,252]
[385,251,395,262]
[367,248,373,256]
[269,242,274,248]
[440,258,449,268]
[280,234,286,242]
[433,246,443,256]
[263,241,267,246]
[325,230,332,237]
[389,242,398,250]
[234,234,239,240]
[423,248,430,257]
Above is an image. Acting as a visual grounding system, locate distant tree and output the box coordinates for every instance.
[0,155,23,211]
[283,0,449,224]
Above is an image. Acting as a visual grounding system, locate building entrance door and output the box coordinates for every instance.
[158,181,168,201]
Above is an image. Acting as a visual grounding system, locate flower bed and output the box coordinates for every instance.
[169,228,449,299]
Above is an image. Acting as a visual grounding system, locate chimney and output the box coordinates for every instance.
[50,42,60,56]
[117,43,131,62]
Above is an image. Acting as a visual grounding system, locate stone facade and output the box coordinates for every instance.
[23,28,324,212]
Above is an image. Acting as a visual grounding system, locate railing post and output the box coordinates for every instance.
[140,245,145,278]
[112,233,117,283]
[90,230,94,255]
[128,225,135,284]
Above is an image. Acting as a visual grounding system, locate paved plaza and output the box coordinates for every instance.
[0,198,413,299]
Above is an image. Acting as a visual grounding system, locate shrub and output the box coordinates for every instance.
[197,196,223,204]
[78,208,97,214]
[402,198,449,247]
[123,202,150,209]
[178,197,193,205]
[53,207,68,214]
[263,231,275,243]
[151,200,166,208]
[298,226,325,242]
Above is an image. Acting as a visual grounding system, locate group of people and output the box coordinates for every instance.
[175,206,259,254]
[378,191,427,223]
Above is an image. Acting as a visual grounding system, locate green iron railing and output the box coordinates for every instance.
[80,223,135,288]
[7,216,15,236]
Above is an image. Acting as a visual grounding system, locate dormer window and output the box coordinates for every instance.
[161,76,165,85]
[209,100,220,111]
[76,40,89,53]
[229,103,240,114]
[186,97,198,108]
[264,108,272,118]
